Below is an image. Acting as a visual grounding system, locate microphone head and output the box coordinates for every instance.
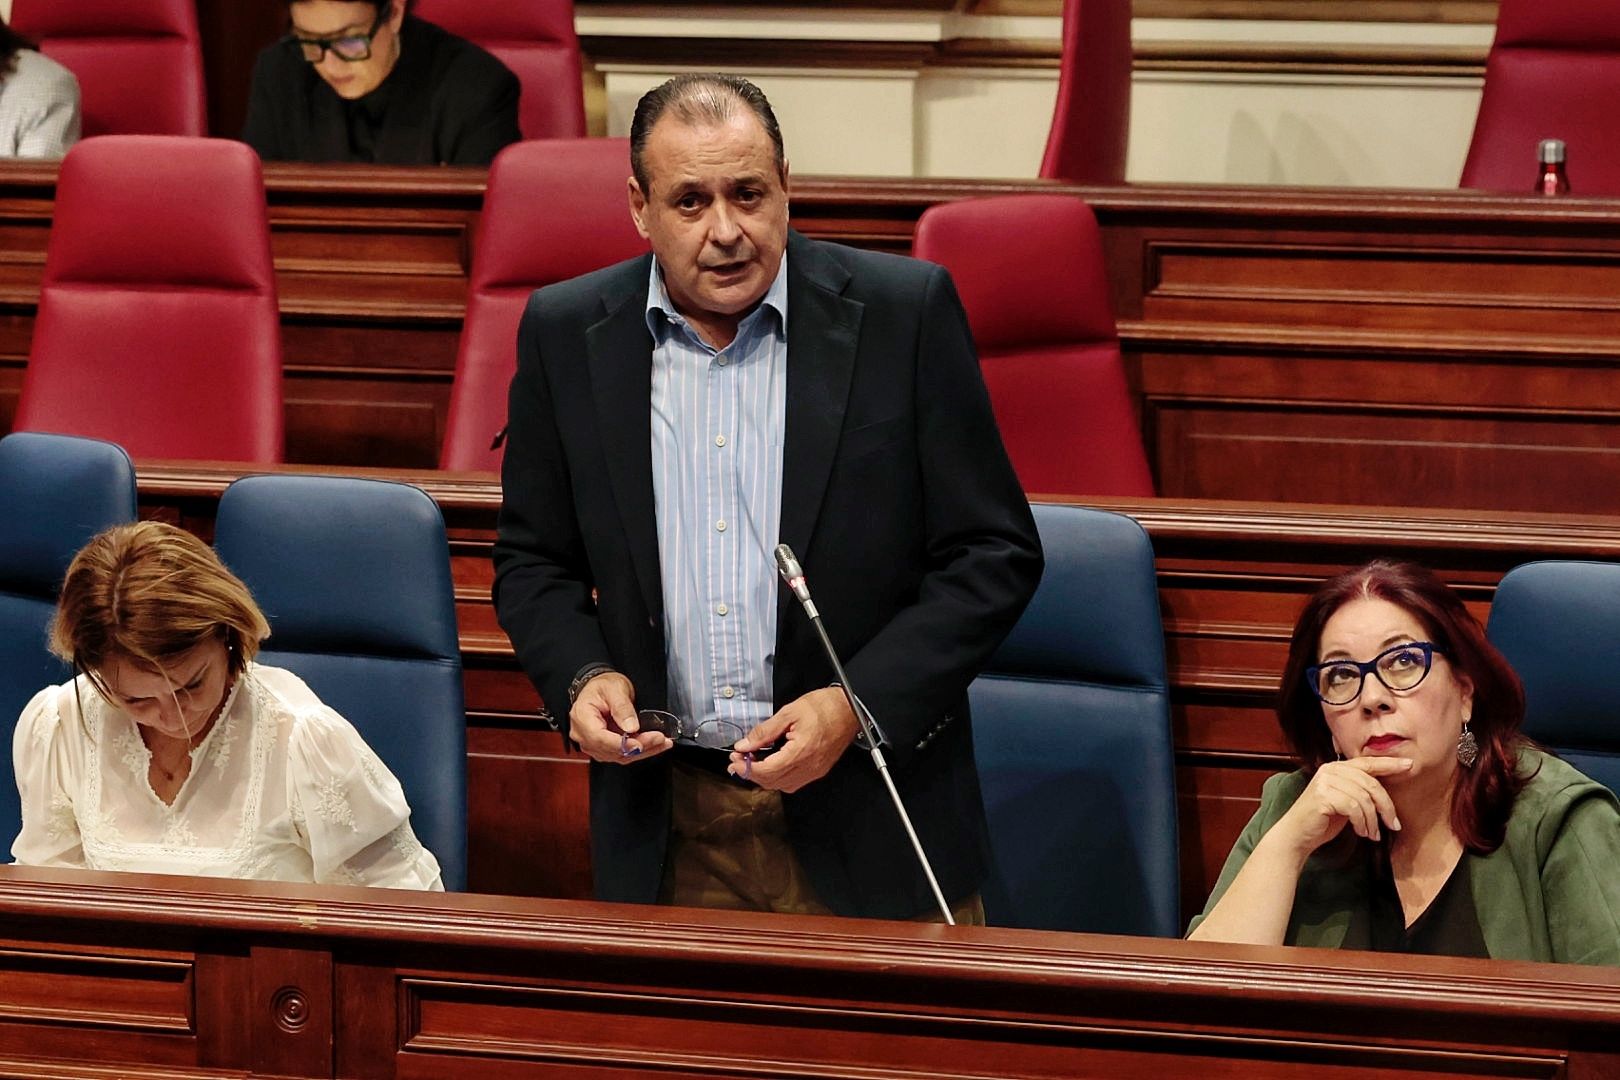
[773,543,802,581]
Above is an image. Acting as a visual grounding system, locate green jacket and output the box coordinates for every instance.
[1189,749,1620,965]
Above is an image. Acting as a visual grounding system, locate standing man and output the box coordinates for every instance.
[494,74,1042,921]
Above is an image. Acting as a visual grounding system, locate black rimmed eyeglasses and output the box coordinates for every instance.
[287,7,388,63]
[1305,641,1444,705]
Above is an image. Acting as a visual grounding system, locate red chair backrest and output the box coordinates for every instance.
[912,195,1153,498]
[16,137,283,463]
[1038,0,1132,184]
[1461,0,1620,195]
[411,0,585,139]
[440,139,648,471]
[10,0,207,137]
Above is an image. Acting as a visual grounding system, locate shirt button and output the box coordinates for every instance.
[716,603,729,616]
[717,355,730,367]
[714,434,726,448]
[716,520,727,532]
[722,686,736,699]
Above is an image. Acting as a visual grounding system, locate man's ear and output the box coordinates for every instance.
[628,177,651,240]
[386,0,407,33]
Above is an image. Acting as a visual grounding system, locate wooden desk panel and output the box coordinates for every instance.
[7,163,1620,511]
[1,867,1618,1079]
[134,463,1620,922]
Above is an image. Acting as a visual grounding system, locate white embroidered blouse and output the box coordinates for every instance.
[10,663,443,890]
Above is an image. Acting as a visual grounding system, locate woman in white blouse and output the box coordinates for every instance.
[11,521,442,890]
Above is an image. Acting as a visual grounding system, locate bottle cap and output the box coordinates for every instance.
[1539,138,1567,164]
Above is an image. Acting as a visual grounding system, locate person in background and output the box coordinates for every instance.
[1189,559,1620,964]
[494,74,1042,922]
[242,0,519,165]
[11,521,443,890]
[0,15,80,158]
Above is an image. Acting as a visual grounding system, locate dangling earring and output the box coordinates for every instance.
[1457,714,1479,768]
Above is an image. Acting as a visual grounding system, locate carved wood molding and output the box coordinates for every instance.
[578,31,1489,77]
[134,462,1620,561]
[577,0,1499,24]
[5,864,1620,1029]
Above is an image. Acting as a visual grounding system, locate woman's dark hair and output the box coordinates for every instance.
[1,17,34,77]
[1277,559,1529,854]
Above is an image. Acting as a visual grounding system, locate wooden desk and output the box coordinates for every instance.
[1,866,1617,1079]
[134,462,1620,921]
[5,163,1620,512]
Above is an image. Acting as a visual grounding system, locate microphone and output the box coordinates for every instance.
[772,543,956,925]
[772,544,815,615]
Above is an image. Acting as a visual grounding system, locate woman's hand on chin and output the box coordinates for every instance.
[1275,757,1414,853]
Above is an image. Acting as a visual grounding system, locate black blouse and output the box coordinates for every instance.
[1342,846,1490,958]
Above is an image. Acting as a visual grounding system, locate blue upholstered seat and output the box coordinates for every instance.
[969,503,1178,935]
[1487,560,1620,794]
[212,475,468,890]
[0,432,137,851]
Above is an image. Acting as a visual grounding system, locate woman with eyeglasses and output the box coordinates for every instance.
[1188,559,1620,964]
[241,0,520,165]
[0,14,80,159]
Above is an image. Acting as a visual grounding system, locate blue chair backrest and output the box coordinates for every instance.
[969,503,1178,935]
[212,475,468,890]
[0,432,137,851]
[1486,560,1620,794]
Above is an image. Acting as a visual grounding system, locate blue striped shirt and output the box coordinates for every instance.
[647,258,789,740]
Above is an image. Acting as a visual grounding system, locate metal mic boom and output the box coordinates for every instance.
[772,542,956,925]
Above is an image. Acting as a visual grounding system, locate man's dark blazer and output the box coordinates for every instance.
[241,16,519,166]
[493,231,1043,919]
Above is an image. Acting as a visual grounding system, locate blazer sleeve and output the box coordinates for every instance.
[240,48,287,160]
[492,293,615,725]
[442,62,521,166]
[1540,783,1620,965]
[838,264,1044,755]
[1185,770,1302,936]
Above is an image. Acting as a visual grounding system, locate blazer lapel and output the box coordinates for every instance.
[778,232,863,561]
[587,269,664,624]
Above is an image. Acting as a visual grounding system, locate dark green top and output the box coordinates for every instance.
[1189,749,1620,965]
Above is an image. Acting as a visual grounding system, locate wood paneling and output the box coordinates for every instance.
[133,462,1620,919]
[10,165,1620,515]
[1,865,1618,1079]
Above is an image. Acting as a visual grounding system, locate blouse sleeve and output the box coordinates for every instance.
[286,707,443,891]
[11,685,85,867]
[1541,784,1620,966]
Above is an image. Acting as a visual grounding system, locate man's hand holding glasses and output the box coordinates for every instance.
[729,687,859,793]
[568,671,672,764]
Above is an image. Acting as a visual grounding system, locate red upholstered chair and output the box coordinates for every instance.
[1461,0,1620,194]
[15,136,283,463]
[1038,0,1132,184]
[10,0,207,137]
[412,0,586,139]
[440,138,646,471]
[912,194,1153,498]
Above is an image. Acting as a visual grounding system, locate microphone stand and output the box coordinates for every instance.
[774,544,956,925]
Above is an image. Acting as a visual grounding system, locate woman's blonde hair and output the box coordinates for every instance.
[50,521,270,699]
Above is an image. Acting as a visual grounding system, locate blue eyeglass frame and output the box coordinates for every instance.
[1305,640,1444,705]
[286,7,388,64]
